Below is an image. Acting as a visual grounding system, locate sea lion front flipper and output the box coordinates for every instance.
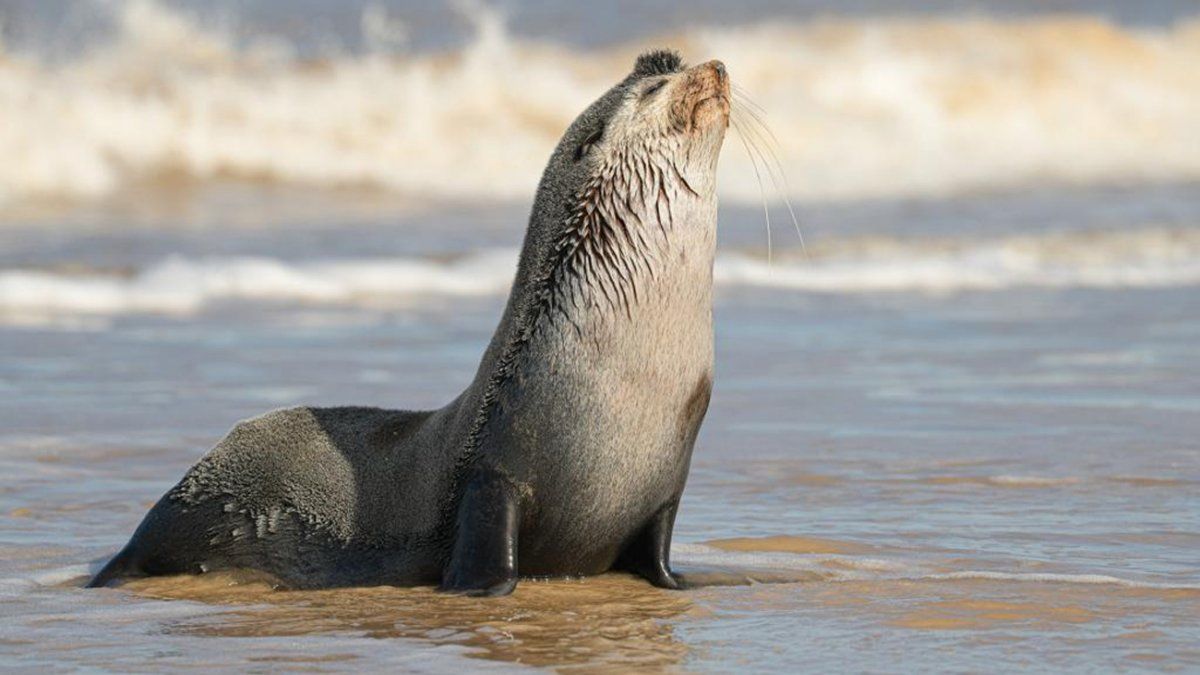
[438,468,520,597]
[616,500,687,590]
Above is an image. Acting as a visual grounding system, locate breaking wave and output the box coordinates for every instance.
[2,228,1198,319]
[718,227,1200,293]
[2,1,1200,207]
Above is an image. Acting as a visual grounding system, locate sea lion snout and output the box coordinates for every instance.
[708,60,727,85]
[676,60,730,131]
[688,59,730,98]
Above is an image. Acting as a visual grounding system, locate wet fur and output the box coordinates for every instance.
[90,50,728,592]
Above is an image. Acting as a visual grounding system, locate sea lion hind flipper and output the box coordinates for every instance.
[438,468,520,597]
[86,543,143,588]
[615,500,687,590]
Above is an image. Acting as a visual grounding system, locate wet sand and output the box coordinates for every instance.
[44,545,1195,672]
[126,573,694,671]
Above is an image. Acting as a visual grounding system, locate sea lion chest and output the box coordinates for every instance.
[483,244,714,576]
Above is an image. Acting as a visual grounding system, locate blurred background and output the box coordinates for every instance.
[4,1,1200,205]
[2,1,1198,672]
[2,0,1200,308]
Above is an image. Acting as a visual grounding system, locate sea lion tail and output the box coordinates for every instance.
[86,545,141,588]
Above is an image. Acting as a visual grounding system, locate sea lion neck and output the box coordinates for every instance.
[461,57,726,415]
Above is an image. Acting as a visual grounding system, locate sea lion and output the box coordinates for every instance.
[88,50,730,596]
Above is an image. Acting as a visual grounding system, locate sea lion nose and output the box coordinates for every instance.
[708,60,727,82]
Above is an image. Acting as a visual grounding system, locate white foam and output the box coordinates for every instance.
[716,228,1200,294]
[0,249,518,317]
[0,563,92,594]
[984,475,1080,487]
[2,2,1200,206]
[31,563,94,587]
[3,228,1199,319]
[673,543,908,581]
[923,571,1200,590]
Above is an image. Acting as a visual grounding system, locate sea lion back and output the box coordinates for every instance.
[88,405,444,588]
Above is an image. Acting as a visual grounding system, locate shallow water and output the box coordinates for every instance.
[3,1,1200,670]
[2,183,1199,671]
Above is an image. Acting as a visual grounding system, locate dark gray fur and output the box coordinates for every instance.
[89,50,727,593]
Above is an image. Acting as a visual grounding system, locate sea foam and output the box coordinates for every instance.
[2,1,1200,207]
[2,228,1197,319]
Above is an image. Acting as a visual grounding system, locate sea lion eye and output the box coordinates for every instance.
[575,127,604,162]
[642,79,667,99]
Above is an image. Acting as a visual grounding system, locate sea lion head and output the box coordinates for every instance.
[580,50,730,181]
[523,50,730,318]
[541,50,730,202]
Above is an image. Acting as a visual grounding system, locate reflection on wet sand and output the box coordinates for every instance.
[705,535,870,555]
[127,572,694,670]
[806,579,1200,635]
[890,598,1096,630]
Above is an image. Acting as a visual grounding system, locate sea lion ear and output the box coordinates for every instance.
[632,49,684,78]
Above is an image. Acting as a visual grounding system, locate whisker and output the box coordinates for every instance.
[743,120,806,255]
[732,84,770,116]
[733,93,789,155]
[731,94,807,256]
[730,115,773,266]
[732,93,782,147]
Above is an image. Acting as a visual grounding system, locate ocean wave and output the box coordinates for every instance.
[716,252,1200,294]
[716,228,1200,293]
[2,228,1198,318]
[0,250,518,316]
[2,1,1200,207]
